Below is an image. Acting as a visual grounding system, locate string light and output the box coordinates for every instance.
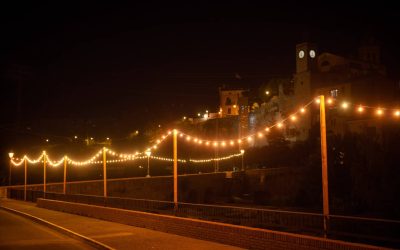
[190,152,243,163]
[11,97,399,169]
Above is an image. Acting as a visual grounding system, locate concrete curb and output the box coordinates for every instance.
[0,205,114,250]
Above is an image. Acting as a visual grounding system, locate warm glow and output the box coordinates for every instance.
[290,115,297,121]
[153,145,157,149]
[46,139,49,142]
[341,102,349,109]
[233,105,237,108]
[394,110,400,117]
[357,106,364,113]
[179,133,184,137]
[230,140,234,145]
[315,98,321,104]
[186,136,191,141]
[213,142,218,147]
[277,123,283,128]
[74,135,78,139]
[194,138,198,142]
[203,114,208,118]
[206,141,210,146]
[197,113,201,117]
[258,132,263,138]
[376,109,384,116]
[237,139,242,144]
[327,98,333,104]
[145,151,151,157]
[247,137,252,142]
[199,140,203,144]
[265,127,270,132]
[265,91,270,95]
[183,116,187,120]
[300,108,306,113]
[106,137,110,140]
[240,149,245,154]
[8,152,14,159]
[221,141,226,147]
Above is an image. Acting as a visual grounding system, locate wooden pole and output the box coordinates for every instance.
[43,152,47,198]
[63,156,67,194]
[173,129,178,209]
[103,147,107,197]
[24,158,27,201]
[319,95,330,237]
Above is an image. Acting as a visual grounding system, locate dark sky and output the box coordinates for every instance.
[1,2,399,153]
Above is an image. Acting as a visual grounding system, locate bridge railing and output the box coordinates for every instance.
[8,189,400,247]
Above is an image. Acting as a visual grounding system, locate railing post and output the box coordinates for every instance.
[319,95,330,237]
[103,147,107,198]
[173,129,178,210]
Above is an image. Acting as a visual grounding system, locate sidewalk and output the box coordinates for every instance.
[0,199,242,250]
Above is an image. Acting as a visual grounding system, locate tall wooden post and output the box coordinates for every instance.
[319,95,330,237]
[24,158,27,201]
[173,129,178,209]
[103,147,107,197]
[43,152,47,197]
[63,156,67,194]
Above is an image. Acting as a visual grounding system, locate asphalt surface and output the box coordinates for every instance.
[0,208,95,250]
[0,199,242,250]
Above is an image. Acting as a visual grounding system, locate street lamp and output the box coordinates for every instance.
[240,149,245,171]
[145,151,151,177]
[8,152,14,186]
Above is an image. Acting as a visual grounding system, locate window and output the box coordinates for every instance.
[330,89,339,98]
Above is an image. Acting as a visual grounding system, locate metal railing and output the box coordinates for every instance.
[8,189,400,248]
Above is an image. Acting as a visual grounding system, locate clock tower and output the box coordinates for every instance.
[294,42,318,140]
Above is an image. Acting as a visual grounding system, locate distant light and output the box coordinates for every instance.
[74,135,78,139]
[135,130,139,134]
[221,141,226,147]
[90,137,94,140]
[183,116,187,120]
[8,152,14,159]
[197,113,201,117]
[300,108,306,113]
[265,127,270,132]
[213,142,218,147]
[233,105,237,108]
[158,124,161,128]
[206,141,210,146]
[394,110,400,117]
[203,114,208,118]
[106,137,110,140]
[186,136,191,141]
[258,132,263,138]
[46,139,49,142]
[376,109,384,116]
[341,102,349,109]
[315,98,321,104]
[153,145,157,149]
[240,149,245,154]
[357,106,364,113]
[327,98,333,104]
[206,110,209,113]
[145,151,151,157]
[265,91,270,95]
[277,123,283,128]
[290,115,297,121]
[247,137,253,142]
[230,140,234,145]
[237,139,242,144]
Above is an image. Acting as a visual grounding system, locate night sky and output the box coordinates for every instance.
[1,2,399,158]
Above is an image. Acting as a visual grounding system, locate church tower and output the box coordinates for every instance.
[293,42,318,140]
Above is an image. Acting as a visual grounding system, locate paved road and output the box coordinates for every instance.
[1,199,242,250]
[0,209,95,250]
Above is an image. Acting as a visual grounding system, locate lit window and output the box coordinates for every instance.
[330,89,339,98]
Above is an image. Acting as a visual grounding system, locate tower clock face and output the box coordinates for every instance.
[309,50,316,58]
[298,50,305,58]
